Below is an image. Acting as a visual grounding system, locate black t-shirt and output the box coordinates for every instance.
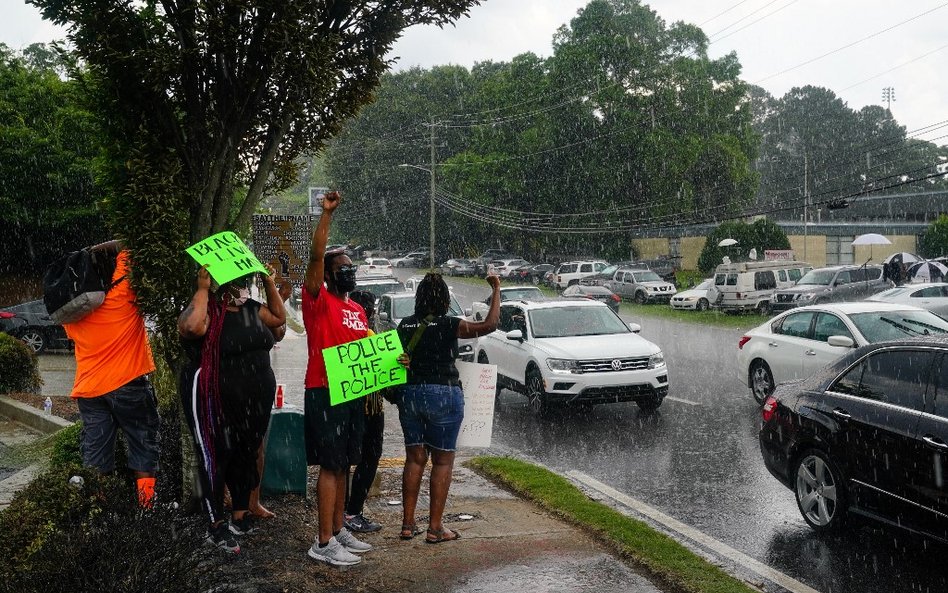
[397,314,462,385]
[182,299,275,374]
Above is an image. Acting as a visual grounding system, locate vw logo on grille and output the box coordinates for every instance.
[611,359,623,371]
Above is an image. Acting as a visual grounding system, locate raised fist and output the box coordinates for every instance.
[322,191,341,212]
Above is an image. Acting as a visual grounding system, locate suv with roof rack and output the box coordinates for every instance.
[474,299,668,416]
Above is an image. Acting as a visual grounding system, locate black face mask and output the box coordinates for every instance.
[332,265,357,293]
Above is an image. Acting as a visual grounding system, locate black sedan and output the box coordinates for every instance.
[0,299,72,353]
[759,338,948,542]
[561,284,621,314]
[511,263,554,285]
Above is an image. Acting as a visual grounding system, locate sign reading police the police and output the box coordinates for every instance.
[186,231,268,285]
[322,330,407,406]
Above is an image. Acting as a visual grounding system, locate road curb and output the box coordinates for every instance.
[0,396,74,434]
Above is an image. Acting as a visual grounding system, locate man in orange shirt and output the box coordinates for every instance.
[63,240,160,507]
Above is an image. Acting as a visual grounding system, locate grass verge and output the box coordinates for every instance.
[0,431,57,470]
[469,456,760,593]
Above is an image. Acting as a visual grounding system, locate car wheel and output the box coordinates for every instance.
[636,393,664,413]
[567,280,578,287]
[532,276,539,285]
[633,291,647,305]
[750,360,774,404]
[794,449,847,533]
[526,367,552,418]
[756,301,770,316]
[18,328,47,354]
[396,261,404,268]
[697,298,709,311]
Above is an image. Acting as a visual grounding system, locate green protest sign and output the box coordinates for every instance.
[186,231,268,285]
[322,330,407,406]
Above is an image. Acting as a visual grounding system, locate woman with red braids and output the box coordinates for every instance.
[178,264,286,554]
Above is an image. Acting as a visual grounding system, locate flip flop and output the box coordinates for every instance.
[400,523,424,540]
[425,527,461,544]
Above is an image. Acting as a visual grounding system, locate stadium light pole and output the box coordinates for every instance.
[398,162,435,269]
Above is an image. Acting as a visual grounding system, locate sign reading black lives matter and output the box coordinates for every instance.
[251,215,315,288]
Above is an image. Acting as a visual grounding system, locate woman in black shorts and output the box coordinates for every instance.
[178,265,286,553]
[395,272,500,543]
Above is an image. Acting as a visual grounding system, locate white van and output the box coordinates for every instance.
[707,260,812,314]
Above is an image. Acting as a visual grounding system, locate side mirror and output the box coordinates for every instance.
[464,308,472,317]
[827,335,855,348]
[379,312,389,321]
[506,329,524,341]
[628,322,642,333]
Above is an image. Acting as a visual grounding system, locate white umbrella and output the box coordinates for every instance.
[718,238,738,247]
[883,252,920,265]
[852,233,892,261]
[908,261,948,283]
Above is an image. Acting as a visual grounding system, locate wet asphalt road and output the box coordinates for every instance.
[439,272,948,593]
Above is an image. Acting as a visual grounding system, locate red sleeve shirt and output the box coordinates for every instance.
[302,286,368,388]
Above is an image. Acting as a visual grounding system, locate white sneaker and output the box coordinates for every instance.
[336,527,373,553]
[307,536,361,566]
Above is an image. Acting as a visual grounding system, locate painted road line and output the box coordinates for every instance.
[664,396,701,406]
[567,470,822,593]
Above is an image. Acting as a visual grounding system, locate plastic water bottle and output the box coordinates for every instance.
[43,397,52,415]
[68,475,84,488]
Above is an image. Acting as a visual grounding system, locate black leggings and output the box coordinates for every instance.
[180,364,275,524]
[346,412,384,515]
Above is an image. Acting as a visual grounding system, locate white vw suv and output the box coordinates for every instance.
[475,299,668,415]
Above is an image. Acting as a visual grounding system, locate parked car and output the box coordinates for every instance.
[770,264,889,313]
[470,286,545,321]
[561,284,621,313]
[439,258,476,276]
[578,261,642,287]
[604,268,676,304]
[375,291,474,362]
[759,338,948,542]
[0,299,72,353]
[708,260,813,314]
[474,299,668,416]
[355,276,404,306]
[866,282,948,317]
[491,258,530,278]
[669,278,714,311]
[737,302,948,403]
[637,258,678,283]
[473,249,513,276]
[391,251,429,268]
[552,260,610,289]
[510,263,555,285]
[356,257,393,277]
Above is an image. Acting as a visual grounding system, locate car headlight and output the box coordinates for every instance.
[458,343,473,354]
[685,296,697,301]
[547,358,582,373]
[796,294,816,301]
[648,352,665,369]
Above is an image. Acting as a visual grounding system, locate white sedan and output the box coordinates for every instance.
[866,283,948,317]
[737,302,948,403]
[357,257,392,277]
[669,278,713,310]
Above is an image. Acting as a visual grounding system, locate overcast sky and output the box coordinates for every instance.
[2,0,946,141]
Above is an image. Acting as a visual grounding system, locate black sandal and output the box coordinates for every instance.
[400,523,423,540]
[425,527,460,544]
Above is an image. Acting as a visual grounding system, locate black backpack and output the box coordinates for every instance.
[43,249,123,324]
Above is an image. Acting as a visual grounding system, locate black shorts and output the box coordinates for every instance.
[304,387,365,471]
[76,376,160,473]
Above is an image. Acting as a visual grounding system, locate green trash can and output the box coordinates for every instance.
[261,405,307,496]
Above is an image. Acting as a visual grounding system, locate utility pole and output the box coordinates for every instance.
[882,87,895,112]
[803,152,809,261]
[429,120,436,269]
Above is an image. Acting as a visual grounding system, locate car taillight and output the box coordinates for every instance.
[738,336,751,349]
[611,294,621,302]
[736,292,742,299]
[0,312,14,319]
[761,396,778,423]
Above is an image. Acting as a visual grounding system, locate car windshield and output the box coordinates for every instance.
[797,270,836,285]
[500,288,543,301]
[695,279,713,290]
[371,259,390,266]
[634,271,662,282]
[598,265,618,276]
[849,309,948,342]
[392,295,463,319]
[529,306,629,338]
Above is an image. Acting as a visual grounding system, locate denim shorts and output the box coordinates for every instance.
[76,376,160,473]
[397,383,464,452]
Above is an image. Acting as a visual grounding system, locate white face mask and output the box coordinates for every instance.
[231,287,250,306]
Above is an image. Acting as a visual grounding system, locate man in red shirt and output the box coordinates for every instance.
[63,241,159,508]
[301,191,372,566]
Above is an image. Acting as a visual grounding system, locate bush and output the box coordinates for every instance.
[919,214,948,259]
[0,333,42,394]
[697,219,791,273]
[0,465,225,593]
[48,423,83,469]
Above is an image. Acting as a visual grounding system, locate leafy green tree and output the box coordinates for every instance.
[0,43,106,275]
[697,219,790,273]
[919,214,948,259]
